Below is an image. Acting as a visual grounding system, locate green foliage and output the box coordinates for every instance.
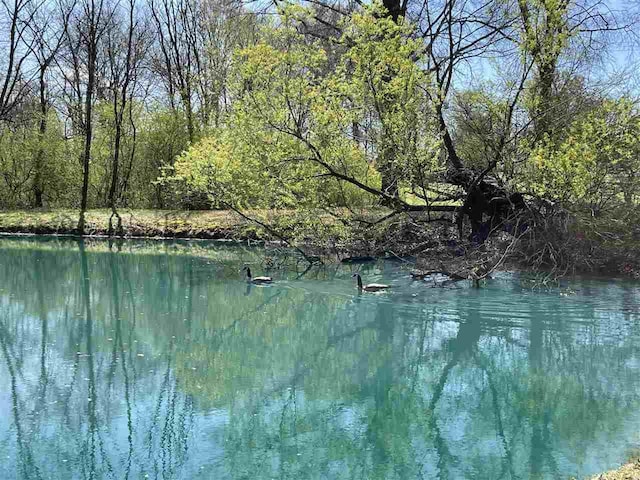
[164,3,442,213]
[0,99,192,211]
[0,114,81,208]
[0,0,638,248]
[0,125,40,207]
[518,0,573,124]
[165,130,265,208]
[526,99,640,212]
[128,108,191,208]
[452,89,513,170]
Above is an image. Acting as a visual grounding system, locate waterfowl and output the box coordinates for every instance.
[411,270,440,287]
[341,256,376,264]
[352,273,390,292]
[410,271,429,280]
[243,266,273,284]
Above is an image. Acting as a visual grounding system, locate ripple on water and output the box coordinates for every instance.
[1,239,640,480]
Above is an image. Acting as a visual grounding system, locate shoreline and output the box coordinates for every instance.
[0,209,264,241]
[587,459,640,479]
[0,229,267,243]
[1,208,639,280]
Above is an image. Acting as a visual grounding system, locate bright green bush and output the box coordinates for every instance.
[526,99,640,212]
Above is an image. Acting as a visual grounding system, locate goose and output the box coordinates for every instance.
[243,266,273,284]
[341,256,376,264]
[410,271,430,280]
[352,273,390,292]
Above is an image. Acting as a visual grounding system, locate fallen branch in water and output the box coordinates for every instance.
[218,200,322,265]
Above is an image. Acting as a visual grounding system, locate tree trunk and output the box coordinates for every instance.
[382,0,404,22]
[185,92,195,143]
[379,148,399,199]
[78,41,96,234]
[377,0,404,199]
[534,59,557,139]
[33,66,47,208]
[108,114,122,235]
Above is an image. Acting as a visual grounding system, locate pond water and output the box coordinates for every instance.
[1,237,639,480]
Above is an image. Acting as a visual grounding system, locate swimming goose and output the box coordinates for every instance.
[410,271,429,280]
[243,266,273,284]
[352,273,390,292]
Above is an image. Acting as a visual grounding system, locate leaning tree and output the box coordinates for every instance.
[283,0,634,243]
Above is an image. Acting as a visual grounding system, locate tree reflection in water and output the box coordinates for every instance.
[0,237,639,479]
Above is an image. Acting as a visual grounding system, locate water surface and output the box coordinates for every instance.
[1,237,639,479]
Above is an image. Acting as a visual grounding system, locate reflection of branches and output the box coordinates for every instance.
[120,252,139,388]
[0,321,42,479]
[62,327,81,425]
[0,311,26,381]
[278,385,298,478]
[294,261,315,280]
[107,258,122,387]
[35,251,49,413]
[76,240,115,477]
[161,378,179,479]
[428,353,458,477]
[428,321,480,410]
[120,333,134,480]
[248,316,381,418]
[411,312,434,393]
[176,395,194,463]
[206,290,284,349]
[109,252,134,479]
[427,317,483,476]
[145,345,192,477]
[147,358,173,458]
[185,259,194,331]
[79,240,98,478]
[474,352,515,480]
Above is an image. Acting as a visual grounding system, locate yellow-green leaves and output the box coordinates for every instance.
[526,99,640,211]
[165,3,444,213]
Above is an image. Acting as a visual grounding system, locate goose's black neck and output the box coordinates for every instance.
[245,267,252,279]
[356,274,363,289]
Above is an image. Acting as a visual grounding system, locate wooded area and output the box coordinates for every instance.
[1,0,639,273]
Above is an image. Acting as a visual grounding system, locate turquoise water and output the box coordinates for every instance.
[1,237,639,480]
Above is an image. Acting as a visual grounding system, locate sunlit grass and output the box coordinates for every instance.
[0,209,252,238]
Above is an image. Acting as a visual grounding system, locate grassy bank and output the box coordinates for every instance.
[0,209,264,240]
[2,208,640,279]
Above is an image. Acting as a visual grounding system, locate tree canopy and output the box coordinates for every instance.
[0,0,639,268]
